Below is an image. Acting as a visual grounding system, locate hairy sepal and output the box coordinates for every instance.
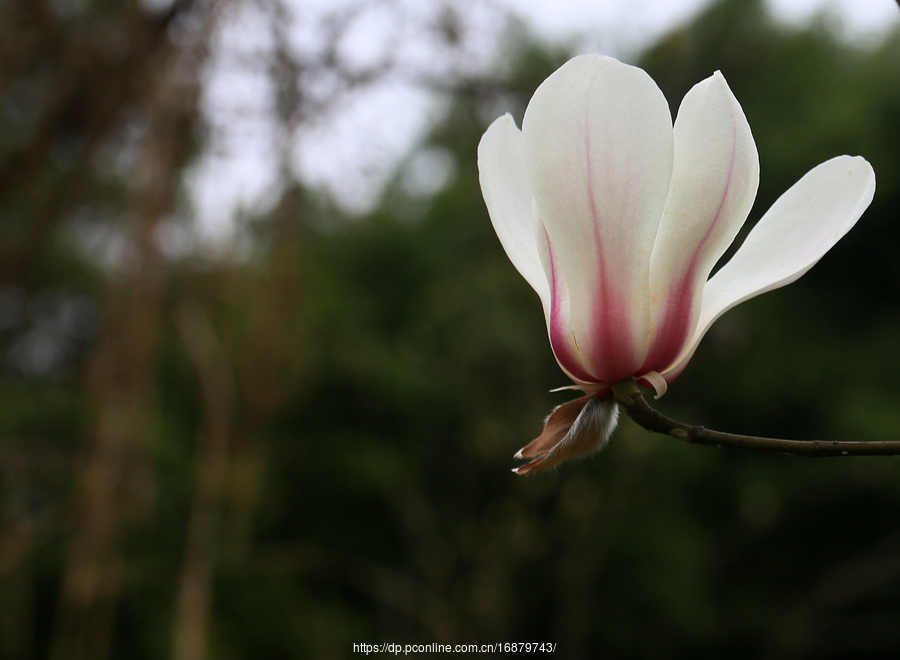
[513,395,619,475]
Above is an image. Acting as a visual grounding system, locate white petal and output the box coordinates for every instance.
[662,155,875,380]
[534,204,599,385]
[477,114,550,314]
[522,54,674,384]
[644,71,759,373]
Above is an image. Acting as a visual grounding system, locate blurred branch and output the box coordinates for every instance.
[0,2,184,287]
[612,380,900,457]
[171,303,235,660]
[48,7,205,659]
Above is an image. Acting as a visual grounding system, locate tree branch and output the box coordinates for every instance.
[611,380,900,457]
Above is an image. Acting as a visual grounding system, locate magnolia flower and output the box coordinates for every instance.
[478,54,875,474]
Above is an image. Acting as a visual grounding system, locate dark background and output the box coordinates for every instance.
[2,0,900,658]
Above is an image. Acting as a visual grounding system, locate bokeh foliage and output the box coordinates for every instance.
[2,0,900,658]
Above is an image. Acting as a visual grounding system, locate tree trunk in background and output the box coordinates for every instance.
[49,41,199,660]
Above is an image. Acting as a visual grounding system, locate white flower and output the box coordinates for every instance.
[478,54,875,474]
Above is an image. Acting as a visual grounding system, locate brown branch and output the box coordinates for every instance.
[171,303,234,660]
[611,380,900,457]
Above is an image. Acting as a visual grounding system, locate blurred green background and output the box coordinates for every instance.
[2,0,900,658]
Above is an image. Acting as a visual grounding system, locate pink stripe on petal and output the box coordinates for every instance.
[543,228,597,383]
[589,258,637,384]
[662,155,874,383]
[524,56,674,387]
[645,106,743,375]
[641,263,697,373]
[583,127,639,384]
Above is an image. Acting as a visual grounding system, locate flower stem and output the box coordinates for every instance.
[610,380,900,457]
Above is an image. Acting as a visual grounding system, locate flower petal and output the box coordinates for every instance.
[513,395,619,475]
[662,155,876,380]
[477,114,550,314]
[534,205,604,385]
[643,71,759,374]
[522,54,674,385]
